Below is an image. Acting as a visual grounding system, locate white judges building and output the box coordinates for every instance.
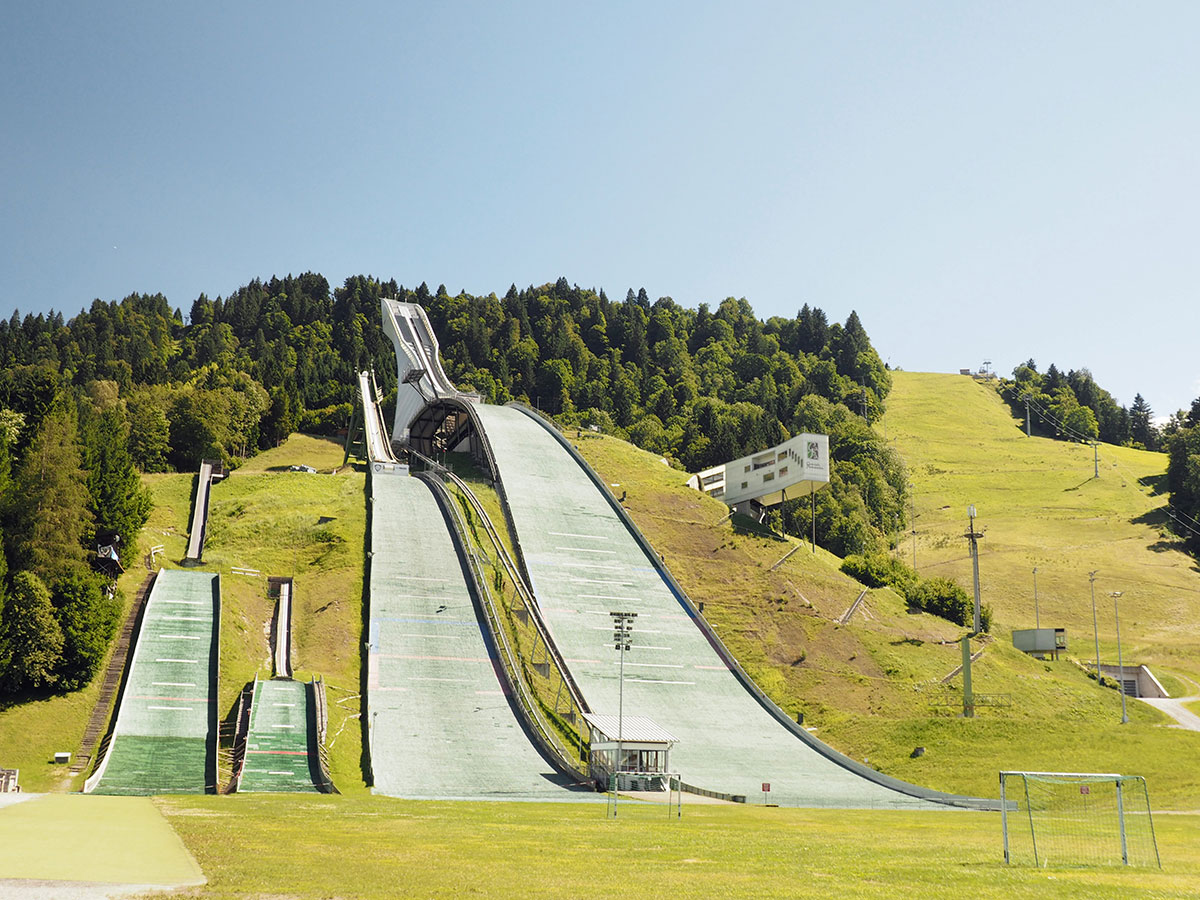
[687,433,830,517]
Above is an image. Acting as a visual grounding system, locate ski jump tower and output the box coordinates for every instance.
[381,300,477,445]
[380,299,481,456]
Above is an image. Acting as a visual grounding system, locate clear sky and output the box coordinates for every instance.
[2,2,1197,417]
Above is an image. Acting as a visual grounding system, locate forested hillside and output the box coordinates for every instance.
[0,274,907,701]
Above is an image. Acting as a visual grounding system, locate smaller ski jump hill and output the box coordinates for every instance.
[85,570,220,795]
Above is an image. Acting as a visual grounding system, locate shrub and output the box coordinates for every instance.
[905,576,982,629]
[841,551,918,596]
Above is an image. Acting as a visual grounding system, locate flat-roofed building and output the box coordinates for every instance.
[687,433,830,515]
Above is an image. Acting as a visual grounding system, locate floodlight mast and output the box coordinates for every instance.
[1089,571,1101,677]
[609,611,637,812]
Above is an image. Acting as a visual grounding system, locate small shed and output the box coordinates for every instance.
[583,713,677,791]
[1012,628,1066,660]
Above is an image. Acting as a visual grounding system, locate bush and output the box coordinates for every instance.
[905,576,986,630]
[840,552,918,596]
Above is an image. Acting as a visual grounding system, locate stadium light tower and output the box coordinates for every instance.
[609,610,637,809]
[1112,591,1128,724]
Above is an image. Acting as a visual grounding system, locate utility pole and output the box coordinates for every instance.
[1025,394,1032,437]
[909,483,917,573]
[1112,592,1128,724]
[960,505,985,719]
[965,505,984,634]
[1089,570,1101,678]
[1093,441,1100,479]
[1033,567,1040,629]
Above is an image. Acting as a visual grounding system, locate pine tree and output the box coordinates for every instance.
[1,572,63,692]
[4,401,91,585]
[1130,393,1158,450]
[81,403,152,552]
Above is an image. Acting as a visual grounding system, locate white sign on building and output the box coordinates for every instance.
[688,433,830,509]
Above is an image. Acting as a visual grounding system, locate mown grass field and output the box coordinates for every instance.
[136,794,1200,900]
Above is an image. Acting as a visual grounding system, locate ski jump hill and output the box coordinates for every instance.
[362,299,993,809]
[85,570,220,795]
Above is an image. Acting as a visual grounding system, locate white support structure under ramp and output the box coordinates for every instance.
[381,299,479,446]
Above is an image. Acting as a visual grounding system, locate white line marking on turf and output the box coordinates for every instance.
[558,562,622,570]
[628,679,695,685]
[396,633,461,639]
[556,546,617,554]
[549,532,608,540]
[273,703,297,707]
[159,616,208,622]
[394,575,451,582]
[408,677,474,683]
[615,662,684,669]
[159,635,203,640]
[162,600,204,605]
[579,594,641,602]
[569,578,635,586]
[588,625,665,634]
[155,658,198,663]
[152,682,196,687]
[147,705,193,710]
[272,724,297,729]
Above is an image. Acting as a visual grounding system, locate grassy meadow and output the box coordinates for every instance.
[136,794,1200,900]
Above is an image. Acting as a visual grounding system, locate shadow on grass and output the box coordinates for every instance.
[730,513,788,542]
[0,684,63,714]
[1140,472,1169,495]
[1063,476,1098,492]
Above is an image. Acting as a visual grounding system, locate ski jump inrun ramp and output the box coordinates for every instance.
[363,299,991,809]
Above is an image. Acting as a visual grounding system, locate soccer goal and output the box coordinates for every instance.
[1000,771,1160,868]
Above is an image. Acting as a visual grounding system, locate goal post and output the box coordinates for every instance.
[1000,771,1160,868]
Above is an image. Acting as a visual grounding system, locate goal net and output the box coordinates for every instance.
[1000,771,1160,868]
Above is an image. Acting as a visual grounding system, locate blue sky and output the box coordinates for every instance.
[2,2,1197,417]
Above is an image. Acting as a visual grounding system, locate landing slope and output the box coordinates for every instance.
[367,471,574,800]
[474,403,936,808]
[237,679,323,793]
[86,569,219,795]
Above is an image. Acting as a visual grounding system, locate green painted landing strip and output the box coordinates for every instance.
[239,679,322,792]
[89,569,219,795]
